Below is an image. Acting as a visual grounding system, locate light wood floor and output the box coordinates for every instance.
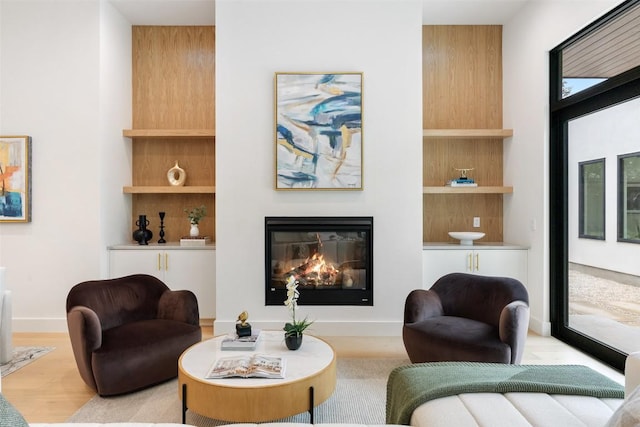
[1,328,625,423]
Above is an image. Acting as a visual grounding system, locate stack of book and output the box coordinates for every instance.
[447,178,478,187]
[180,236,212,246]
[220,329,261,351]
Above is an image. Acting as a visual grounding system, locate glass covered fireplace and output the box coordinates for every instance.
[265,216,373,306]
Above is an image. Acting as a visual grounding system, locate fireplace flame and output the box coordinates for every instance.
[291,252,339,287]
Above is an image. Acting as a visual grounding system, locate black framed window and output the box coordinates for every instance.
[579,159,605,239]
[550,0,640,371]
[618,152,640,242]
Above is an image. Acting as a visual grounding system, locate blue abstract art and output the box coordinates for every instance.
[275,73,362,190]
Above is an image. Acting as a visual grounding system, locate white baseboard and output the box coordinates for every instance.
[13,318,69,332]
[528,315,551,336]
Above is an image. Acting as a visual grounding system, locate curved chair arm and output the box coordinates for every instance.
[404,289,444,324]
[158,289,200,326]
[498,300,530,364]
[67,306,102,391]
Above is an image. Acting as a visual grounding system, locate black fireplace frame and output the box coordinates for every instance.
[265,216,373,306]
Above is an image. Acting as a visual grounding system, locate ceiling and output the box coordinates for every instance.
[109,0,529,26]
[562,2,640,78]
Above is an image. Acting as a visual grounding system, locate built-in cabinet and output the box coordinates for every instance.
[111,27,217,320]
[421,27,528,288]
[422,245,528,289]
[109,245,216,319]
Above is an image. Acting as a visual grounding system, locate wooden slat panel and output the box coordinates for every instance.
[422,26,504,242]
[563,4,640,78]
[423,194,503,243]
[422,139,503,187]
[132,194,215,243]
[130,26,216,241]
[132,26,215,129]
[423,25,502,129]
[131,138,215,187]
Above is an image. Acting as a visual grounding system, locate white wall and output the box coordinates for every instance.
[215,0,424,335]
[99,1,133,263]
[502,0,623,335]
[0,0,131,331]
[568,97,640,275]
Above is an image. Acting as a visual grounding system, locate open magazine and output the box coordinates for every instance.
[205,354,286,379]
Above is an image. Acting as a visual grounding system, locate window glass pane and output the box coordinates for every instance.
[561,3,640,99]
[619,153,640,241]
[579,159,605,239]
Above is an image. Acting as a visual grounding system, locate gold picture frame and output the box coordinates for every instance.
[275,72,363,190]
[0,135,32,222]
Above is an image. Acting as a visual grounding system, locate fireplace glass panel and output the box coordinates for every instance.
[265,217,373,306]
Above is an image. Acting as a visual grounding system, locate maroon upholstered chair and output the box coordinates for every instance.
[66,274,201,396]
[403,272,529,364]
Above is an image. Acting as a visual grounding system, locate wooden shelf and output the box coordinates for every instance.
[423,186,513,194]
[123,129,215,138]
[423,129,513,139]
[123,186,216,194]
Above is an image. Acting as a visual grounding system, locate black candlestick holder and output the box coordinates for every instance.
[158,212,166,244]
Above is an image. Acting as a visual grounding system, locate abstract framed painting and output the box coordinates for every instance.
[275,72,363,190]
[0,135,32,222]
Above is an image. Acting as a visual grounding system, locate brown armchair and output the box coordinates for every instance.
[403,272,529,364]
[66,274,202,396]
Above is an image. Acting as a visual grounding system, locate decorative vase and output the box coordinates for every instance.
[189,223,200,237]
[167,160,186,186]
[133,214,153,245]
[285,333,303,350]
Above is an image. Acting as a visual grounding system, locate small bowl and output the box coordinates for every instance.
[448,231,486,245]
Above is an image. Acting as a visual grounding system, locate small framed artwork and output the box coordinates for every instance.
[275,72,363,190]
[0,135,32,222]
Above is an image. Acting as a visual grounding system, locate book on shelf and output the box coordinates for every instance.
[180,236,211,246]
[221,329,261,351]
[446,181,478,187]
[205,354,286,379]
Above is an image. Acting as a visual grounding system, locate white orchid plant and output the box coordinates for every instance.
[283,275,313,337]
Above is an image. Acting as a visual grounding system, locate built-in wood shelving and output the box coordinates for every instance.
[123,186,216,194]
[423,129,513,139]
[123,129,215,139]
[423,186,513,194]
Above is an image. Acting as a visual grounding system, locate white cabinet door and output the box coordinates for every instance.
[422,249,470,288]
[109,247,216,318]
[423,248,528,289]
[109,249,164,280]
[163,249,215,318]
[474,249,527,285]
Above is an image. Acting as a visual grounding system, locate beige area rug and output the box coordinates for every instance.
[67,357,410,426]
[0,346,55,378]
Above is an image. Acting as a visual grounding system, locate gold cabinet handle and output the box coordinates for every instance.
[157,253,161,270]
[467,253,472,271]
[475,253,480,271]
[165,253,168,271]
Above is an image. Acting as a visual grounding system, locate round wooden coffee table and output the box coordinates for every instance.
[178,330,337,423]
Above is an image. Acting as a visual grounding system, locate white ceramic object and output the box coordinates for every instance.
[448,231,485,245]
[167,160,186,186]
